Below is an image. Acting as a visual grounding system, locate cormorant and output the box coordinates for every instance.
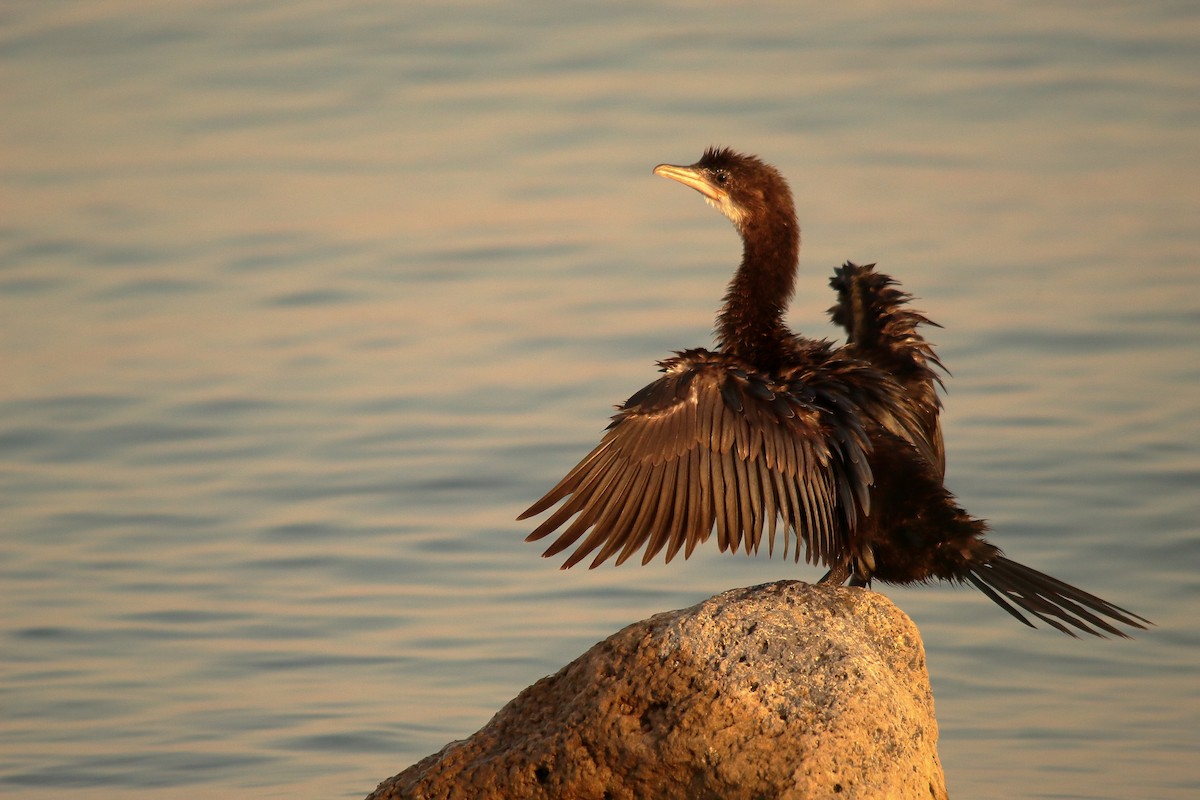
[520,147,1148,638]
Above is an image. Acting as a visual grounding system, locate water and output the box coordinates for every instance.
[2,2,1198,797]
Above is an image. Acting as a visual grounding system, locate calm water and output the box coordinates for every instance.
[2,2,1198,797]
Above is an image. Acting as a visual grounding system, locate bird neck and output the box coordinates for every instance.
[716,211,800,367]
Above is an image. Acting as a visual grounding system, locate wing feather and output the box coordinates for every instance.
[636,454,679,565]
[760,459,779,557]
[686,444,714,560]
[558,459,644,567]
[712,442,732,552]
[601,460,665,567]
[522,348,888,570]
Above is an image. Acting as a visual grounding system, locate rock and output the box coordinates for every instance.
[366,580,947,800]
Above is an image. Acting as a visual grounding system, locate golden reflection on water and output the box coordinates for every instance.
[2,1,1198,798]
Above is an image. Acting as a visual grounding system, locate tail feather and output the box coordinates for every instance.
[969,556,1151,638]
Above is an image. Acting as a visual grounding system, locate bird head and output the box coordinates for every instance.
[653,147,794,234]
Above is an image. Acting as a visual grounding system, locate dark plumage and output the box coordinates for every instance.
[520,147,1149,638]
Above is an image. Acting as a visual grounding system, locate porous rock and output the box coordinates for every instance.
[366,580,947,800]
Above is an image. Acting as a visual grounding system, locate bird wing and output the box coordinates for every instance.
[519,348,875,570]
[828,262,948,476]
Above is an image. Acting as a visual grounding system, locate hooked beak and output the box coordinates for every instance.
[653,163,726,203]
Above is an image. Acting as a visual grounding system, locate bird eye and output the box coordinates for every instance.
[713,171,729,185]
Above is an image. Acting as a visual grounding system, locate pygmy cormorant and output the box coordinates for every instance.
[520,147,1149,638]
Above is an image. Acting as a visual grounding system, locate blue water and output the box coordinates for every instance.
[2,2,1198,797]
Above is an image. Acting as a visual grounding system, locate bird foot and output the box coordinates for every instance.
[818,564,871,588]
[819,564,852,585]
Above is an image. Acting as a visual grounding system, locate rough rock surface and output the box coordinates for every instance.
[366,580,947,800]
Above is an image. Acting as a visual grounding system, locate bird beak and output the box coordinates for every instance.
[653,163,726,202]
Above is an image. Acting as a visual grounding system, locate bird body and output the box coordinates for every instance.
[521,147,1148,638]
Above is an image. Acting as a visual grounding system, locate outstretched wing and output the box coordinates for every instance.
[519,348,875,570]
